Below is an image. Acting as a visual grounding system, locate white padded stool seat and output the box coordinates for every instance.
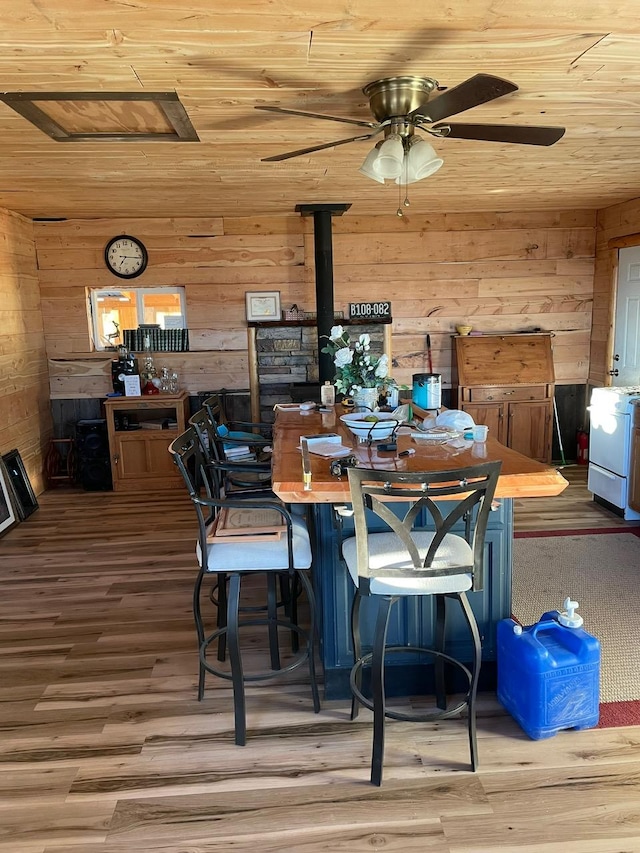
[342,530,473,596]
[343,461,502,786]
[197,515,312,571]
[170,425,320,748]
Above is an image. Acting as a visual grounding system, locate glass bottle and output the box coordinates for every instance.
[141,334,156,386]
[159,366,171,393]
[321,381,335,407]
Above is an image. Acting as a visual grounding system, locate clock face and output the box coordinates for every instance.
[104,236,148,279]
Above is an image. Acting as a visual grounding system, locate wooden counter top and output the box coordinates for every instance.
[271,407,568,504]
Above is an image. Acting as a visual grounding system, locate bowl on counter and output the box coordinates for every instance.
[340,411,402,441]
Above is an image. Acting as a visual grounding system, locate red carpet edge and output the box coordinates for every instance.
[515,527,640,538]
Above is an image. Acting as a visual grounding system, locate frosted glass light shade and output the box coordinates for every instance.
[358,146,385,183]
[406,138,443,181]
[395,155,418,185]
[372,134,404,179]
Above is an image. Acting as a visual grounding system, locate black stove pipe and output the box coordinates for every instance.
[296,203,351,384]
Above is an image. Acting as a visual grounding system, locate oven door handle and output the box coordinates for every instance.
[594,466,617,480]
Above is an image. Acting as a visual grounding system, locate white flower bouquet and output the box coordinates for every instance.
[321,325,392,396]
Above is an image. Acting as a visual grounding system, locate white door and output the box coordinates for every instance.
[613,247,640,385]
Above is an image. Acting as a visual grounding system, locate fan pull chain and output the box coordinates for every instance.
[396,177,411,218]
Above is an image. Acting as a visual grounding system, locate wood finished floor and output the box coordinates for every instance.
[2,466,640,852]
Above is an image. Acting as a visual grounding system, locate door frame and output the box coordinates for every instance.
[606,233,640,386]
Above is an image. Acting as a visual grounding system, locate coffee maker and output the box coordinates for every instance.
[111,347,139,395]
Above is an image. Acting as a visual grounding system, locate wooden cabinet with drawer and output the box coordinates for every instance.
[452,333,555,463]
[104,391,189,492]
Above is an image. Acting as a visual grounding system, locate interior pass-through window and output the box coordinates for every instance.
[88,287,186,350]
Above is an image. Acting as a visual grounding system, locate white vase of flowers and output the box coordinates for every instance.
[352,386,379,412]
[321,325,392,410]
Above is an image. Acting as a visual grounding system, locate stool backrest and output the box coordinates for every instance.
[346,461,501,592]
[190,405,226,463]
[199,397,262,451]
[169,426,221,547]
[202,394,226,428]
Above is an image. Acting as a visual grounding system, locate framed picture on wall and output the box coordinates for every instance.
[1,449,38,521]
[0,460,18,536]
[245,291,281,322]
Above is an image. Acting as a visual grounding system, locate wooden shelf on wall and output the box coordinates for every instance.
[248,317,392,328]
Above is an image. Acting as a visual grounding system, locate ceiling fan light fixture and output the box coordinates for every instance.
[372,134,404,179]
[406,137,444,181]
[359,143,385,183]
[395,155,418,186]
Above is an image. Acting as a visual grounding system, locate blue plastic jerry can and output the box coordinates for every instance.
[497,597,600,740]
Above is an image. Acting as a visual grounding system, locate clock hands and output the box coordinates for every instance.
[118,254,141,271]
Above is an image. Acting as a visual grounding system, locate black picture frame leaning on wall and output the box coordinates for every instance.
[0,459,18,536]
[1,449,38,521]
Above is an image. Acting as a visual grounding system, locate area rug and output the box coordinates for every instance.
[512,528,640,727]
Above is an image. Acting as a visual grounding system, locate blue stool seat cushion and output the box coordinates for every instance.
[342,531,473,596]
[217,424,269,447]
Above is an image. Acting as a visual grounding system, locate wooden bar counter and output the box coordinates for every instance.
[271,406,568,699]
[271,407,568,503]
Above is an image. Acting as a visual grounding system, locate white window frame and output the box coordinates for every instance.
[88,286,187,351]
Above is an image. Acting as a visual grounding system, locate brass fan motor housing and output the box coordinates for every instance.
[362,76,439,123]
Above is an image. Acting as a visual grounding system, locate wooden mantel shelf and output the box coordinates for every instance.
[248,317,392,328]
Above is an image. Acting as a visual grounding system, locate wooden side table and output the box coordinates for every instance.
[103,391,189,491]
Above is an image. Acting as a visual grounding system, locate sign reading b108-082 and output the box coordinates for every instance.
[348,301,392,321]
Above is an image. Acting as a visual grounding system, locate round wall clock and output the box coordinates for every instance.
[104,235,148,279]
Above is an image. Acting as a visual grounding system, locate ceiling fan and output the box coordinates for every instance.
[255,73,565,163]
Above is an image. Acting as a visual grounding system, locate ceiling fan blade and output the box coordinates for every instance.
[411,73,518,123]
[433,123,566,146]
[255,105,377,128]
[261,132,380,162]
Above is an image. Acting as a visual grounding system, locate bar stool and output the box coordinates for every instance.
[189,406,272,496]
[191,405,302,656]
[169,427,320,745]
[342,461,501,785]
[202,393,272,447]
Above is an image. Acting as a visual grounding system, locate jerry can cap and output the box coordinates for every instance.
[558,596,584,629]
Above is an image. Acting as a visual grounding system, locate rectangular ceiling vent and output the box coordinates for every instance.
[0,91,199,142]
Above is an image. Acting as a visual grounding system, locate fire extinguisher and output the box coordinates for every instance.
[576,428,589,465]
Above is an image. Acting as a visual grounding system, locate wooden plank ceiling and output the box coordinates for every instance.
[0,1,638,219]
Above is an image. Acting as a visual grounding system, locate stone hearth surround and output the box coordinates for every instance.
[256,324,385,422]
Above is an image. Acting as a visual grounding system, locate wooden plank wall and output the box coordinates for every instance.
[0,208,53,494]
[36,217,307,398]
[330,210,596,389]
[35,211,596,399]
[590,198,640,386]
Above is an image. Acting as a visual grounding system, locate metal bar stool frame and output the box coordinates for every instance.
[190,407,298,659]
[343,461,502,785]
[189,405,273,497]
[169,427,320,746]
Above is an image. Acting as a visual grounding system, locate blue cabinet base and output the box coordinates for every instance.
[311,499,513,702]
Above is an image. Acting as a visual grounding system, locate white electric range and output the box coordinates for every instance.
[588,386,640,520]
